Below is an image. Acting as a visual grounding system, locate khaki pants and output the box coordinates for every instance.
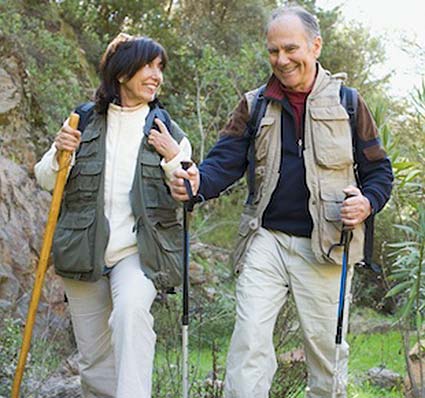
[224,228,353,398]
[62,253,157,398]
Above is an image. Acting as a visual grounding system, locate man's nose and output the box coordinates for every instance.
[276,51,289,66]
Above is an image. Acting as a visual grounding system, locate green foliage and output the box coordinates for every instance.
[386,206,425,329]
[382,84,425,397]
[0,316,65,397]
[0,1,96,133]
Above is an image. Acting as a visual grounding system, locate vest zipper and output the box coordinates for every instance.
[297,138,303,158]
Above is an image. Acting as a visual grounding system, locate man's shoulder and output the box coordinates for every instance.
[244,84,268,113]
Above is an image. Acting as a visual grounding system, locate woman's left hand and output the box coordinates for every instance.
[147,118,180,162]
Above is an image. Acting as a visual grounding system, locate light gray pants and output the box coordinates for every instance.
[224,228,353,398]
[62,253,157,398]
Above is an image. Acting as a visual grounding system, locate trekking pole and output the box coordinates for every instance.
[180,161,194,398]
[329,193,355,398]
[11,113,80,398]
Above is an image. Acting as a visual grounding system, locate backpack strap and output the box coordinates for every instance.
[340,86,377,270]
[73,102,95,133]
[245,84,268,205]
[144,103,172,137]
[340,86,358,180]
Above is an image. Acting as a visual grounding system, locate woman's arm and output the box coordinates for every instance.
[34,118,81,191]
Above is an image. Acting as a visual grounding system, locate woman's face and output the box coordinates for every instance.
[119,56,164,107]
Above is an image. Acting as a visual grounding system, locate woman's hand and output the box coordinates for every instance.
[54,118,82,153]
[147,118,180,162]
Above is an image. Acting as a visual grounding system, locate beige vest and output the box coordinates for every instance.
[232,65,364,273]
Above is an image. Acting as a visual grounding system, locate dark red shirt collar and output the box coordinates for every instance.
[264,74,313,102]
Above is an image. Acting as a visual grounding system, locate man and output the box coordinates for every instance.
[171,6,393,398]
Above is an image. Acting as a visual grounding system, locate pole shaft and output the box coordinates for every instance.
[335,230,352,344]
[182,207,189,326]
[180,161,192,398]
[11,114,79,398]
[182,325,189,398]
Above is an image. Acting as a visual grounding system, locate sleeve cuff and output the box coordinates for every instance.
[161,137,192,181]
[363,192,378,216]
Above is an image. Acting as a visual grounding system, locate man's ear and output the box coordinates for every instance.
[313,36,322,58]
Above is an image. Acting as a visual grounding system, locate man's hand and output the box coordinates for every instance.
[340,185,372,227]
[169,164,200,201]
[147,118,180,162]
[54,118,81,153]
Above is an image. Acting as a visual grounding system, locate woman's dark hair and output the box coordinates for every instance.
[95,33,168,114]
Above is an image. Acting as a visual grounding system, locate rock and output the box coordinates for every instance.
[0,34,50,170]
[349,309,393,334]
[366,367,402,389]
[37,375,82,398]
[409,340,425,360]
[0,155,70,338]
[189,261,207,285]
[0,64,21,113]
[278,348,306,364]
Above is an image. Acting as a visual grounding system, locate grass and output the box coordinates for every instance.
[349,331,406,375]
[0,307,409,397]
[348,331,405,397]
[153,312,407,397]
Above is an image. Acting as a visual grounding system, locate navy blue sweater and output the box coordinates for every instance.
[198,78,393,237]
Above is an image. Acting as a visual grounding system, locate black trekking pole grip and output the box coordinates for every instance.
[181,161,194,212]
[181,161,194,197]
[342,192,357,232]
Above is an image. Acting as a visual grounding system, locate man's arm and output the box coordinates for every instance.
[341,94,394,227]
[170,97,252,201]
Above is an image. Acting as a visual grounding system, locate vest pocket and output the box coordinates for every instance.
[318,179,345,263]
[137,213,183,287]
[141,157,177,209]
[53,209,96,273]
[153,218,183,287]
[76,140,98,159]
[66,161,103,198]
[310,106,353,169]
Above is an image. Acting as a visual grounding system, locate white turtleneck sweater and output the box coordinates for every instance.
[34,103,191,268]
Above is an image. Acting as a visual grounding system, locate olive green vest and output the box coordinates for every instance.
[232,65,365,273]
[52,109,186,289]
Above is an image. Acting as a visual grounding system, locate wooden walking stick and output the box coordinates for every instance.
[11,113,80,398]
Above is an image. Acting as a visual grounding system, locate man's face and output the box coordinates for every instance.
[266,14,322,92]
[119,56,164,107]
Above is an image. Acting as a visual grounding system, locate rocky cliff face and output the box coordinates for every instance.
[0,34,50,171]
[0,35,70,336]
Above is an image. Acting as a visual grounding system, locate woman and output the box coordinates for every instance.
[35,33,192,398]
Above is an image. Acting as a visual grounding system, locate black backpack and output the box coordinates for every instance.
[244,85,377,270]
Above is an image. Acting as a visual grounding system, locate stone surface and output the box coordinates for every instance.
[367,367,403,389]
[0,155,69,337]
[0,35,50,170]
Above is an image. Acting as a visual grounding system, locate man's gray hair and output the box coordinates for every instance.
[268,5,321,42]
